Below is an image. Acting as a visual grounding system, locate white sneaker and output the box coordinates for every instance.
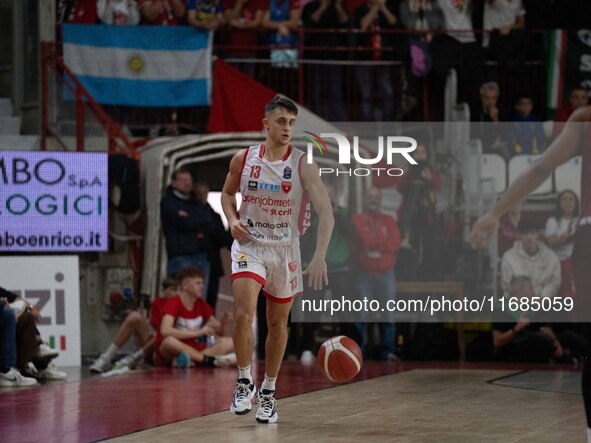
[38,363,67,380]
[300,350,314,365]
[230,378,256,415]
[256,389,278,424]
[116,354,137,369]
[214,352,237,367]
[37,342,59,360]
[0,368,38,387]
[89,354,111,373]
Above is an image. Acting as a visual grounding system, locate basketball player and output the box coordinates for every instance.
[221,96,334,423]
[470,106,591,441]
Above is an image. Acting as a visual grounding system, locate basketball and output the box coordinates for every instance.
[317,336,363,383]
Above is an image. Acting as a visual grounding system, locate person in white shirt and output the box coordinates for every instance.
[97,0,141,25]
[483,0,526,68]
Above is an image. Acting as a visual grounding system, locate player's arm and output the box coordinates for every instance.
[470,107,589,248]
[301,160,335,290]
[221,150,250,241]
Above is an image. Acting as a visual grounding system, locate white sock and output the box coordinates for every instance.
[131,348,145,360]
[238,365,253,383]
[103,343,120,361]
[586,427,591,443]
[261,374,277,392]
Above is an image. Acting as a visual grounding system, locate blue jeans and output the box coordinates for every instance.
[0,303,17,371]
[355,268,396,359]
[167,252,211,297]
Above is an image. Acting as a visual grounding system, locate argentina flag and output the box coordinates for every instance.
[62,24,211,107]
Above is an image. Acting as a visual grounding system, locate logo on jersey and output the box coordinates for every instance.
[259,182,281,192]
[283,166,292,179]
[288,261,297,272]
[281,181,292,193]
[248,181,258,191]
[237,253,248,269]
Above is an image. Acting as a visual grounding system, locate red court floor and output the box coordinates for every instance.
[0,361,581,443]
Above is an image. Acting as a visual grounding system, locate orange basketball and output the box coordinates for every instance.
[317,336,363,383]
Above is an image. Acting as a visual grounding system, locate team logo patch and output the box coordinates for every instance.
[288,261,297,272]
[237,253,248,261]
[283,166,292,179]
[238,261,247,269]
[248,181,258,191]
[281,181,292,193]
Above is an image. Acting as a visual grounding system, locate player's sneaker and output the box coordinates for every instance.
[38,362,67,380]
[37,342,59,360]
[230,378,256,415]
[116,354,137,370]
[89,354,111,373]
[256,389,278,424]
[0,367,38,387]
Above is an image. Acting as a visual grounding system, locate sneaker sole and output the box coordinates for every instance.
[230,386,257,415]
[256,412,278,424]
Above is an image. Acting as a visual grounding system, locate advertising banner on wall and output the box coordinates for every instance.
[0,151,108,252]
[0,256,81,366]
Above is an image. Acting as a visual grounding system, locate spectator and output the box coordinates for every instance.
[0,298,37,387]
[59,0,98,23]
[545,190,579,299]
[262,0,300,68]
[492,275,587,362]
[156,267,236,367]
[430,0,483,116]
[187,0,225,30]
[497,202,521,257]
[352,187,400,360]
[301,0,349,121]
[501,218,561,299]
[397,143,443,279]
[160,167,215,293]
[89,277,179,373]
[552,87,590,139]
[138,0,186,24]
[223,0,264,71]
[194,180,232,311]
[510,96,545,156]
[398,0,444,119]
[97,0,141,24]
[473,81,510,160]
[0,287,66,381]
[483,0,526,70]
[353,0,400,122]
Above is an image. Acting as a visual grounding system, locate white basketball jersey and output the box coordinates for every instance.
[239,144,311,246]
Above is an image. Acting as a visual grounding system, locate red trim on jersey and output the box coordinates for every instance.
[239,148,249,177]
[231,271,266,286]
[259,144,265,158]
[282,145,293,161]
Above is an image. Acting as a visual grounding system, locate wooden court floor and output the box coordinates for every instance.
[0,361,587,443]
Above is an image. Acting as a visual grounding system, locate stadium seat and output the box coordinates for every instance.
[481,154,506,193]
[555,155,582,196]
[508,155,553,195]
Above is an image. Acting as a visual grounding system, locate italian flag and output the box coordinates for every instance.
[546,30,568,118]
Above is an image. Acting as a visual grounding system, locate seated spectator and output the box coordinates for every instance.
[483,0,526,70]
[59,0,98,23]
[397,143,443,279]
[223,0,264,66]
[497,202,521,257]
[353,0,400,122]
[262,0,300,68]
[510,96,545,156]
[301,0,349,121]
[156,267,236,367]
[545,190,579,298]
[0,287,66,381]
[187,0,225,30]
[97,0,141,24]
[90,277,179,373]
[138,0,186,24]
[492,275,587,362]
[0,297,37,387]
[473,81,510,160]
[552,87,589,139]
[501,218,561,299]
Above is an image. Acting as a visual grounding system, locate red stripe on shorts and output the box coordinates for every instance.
[232,272,266,286]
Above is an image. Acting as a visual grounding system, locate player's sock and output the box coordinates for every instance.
[261,374,276,392]
[104,343,120,362]
[238,364,253,383]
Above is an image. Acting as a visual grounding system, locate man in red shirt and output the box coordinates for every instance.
[138,0,186,24]
[352,186,400,360]
[552,87,589,139]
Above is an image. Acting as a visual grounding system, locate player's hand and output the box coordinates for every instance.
[303,255,328,291]
[469,212,499,249]
[278,23,290,37]
[230,219,250,241]
[178,210,189,217]
[200,325,216,337]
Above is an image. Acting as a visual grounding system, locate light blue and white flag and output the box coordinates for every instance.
[62,24,211,107]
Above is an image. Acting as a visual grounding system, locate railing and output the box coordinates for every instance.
[40,41,140,159]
